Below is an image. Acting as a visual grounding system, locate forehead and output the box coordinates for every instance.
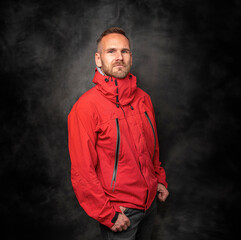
[100,33,130,49]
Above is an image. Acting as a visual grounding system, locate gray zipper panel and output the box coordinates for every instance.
[144,112,156,162]
[111,118,120,191]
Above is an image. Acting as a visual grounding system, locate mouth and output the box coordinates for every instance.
[114,64,125,68]
[113,62,125,67]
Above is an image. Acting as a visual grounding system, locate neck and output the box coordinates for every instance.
[97,66,105,76]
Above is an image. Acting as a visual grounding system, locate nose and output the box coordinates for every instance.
[115,50,123,61]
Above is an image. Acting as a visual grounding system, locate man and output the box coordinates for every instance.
[68,27,169,240]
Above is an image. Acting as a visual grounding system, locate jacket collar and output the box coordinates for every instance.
[92,68,137,106]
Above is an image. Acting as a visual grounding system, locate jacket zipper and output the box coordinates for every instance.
[144,112,156,162]
[111,118,120,191]
[139,161,149,208]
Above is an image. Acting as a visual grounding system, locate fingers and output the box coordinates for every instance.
[111,223,128,232]
[126,218,131,227]
[157,189,169,202]
[110,226,117,232]
[110,213,131,232]
[121,224,128,231]
[157,183,169,202]
[157,193,165,202]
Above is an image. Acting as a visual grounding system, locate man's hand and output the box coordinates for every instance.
[157,183,169,202]
[110,207,130,232]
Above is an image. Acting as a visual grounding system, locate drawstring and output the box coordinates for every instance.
[113,79,134,111]
[104,77,119,109]
[115,79,119,108]
[105,76,111,82]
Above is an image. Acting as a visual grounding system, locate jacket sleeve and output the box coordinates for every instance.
[146,95,168,189]
[68,106,121,228]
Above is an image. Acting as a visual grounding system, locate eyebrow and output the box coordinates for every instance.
[122,48,131,52]
[105,48,116,51]
[105,48,131,52]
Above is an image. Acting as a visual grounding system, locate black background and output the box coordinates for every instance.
[1,0,240,239]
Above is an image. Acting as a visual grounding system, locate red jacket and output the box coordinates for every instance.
[68,69,167,228]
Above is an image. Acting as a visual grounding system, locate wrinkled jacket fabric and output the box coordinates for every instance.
[68,69,167,228]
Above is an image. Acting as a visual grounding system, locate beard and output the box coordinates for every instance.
[101,61,131,79]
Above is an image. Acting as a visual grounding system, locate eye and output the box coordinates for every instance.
[122,49,130,54]
[107,49,115,54]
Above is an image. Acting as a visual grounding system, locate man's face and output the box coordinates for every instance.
[95,33,132,79]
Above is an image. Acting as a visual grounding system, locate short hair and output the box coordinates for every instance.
[97,27,130,51]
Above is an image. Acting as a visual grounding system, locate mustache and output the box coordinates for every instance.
[113,62,126,67]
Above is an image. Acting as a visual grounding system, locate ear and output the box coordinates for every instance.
[95,52,102,67]
[130,52,132,66]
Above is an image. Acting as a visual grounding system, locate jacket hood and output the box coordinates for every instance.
[92,68,137,106]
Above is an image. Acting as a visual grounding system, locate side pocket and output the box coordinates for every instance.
[111,118,120,192]
[123,207,137,217]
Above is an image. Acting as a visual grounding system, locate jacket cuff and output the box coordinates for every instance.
[111,212,119,223]
[157,176,168,189]
[99,206,122,228]
[158,182,168,188]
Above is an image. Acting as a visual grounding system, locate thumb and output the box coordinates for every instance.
[119,206,127,213]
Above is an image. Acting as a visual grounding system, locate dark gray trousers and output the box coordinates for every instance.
[99,198,157,240]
